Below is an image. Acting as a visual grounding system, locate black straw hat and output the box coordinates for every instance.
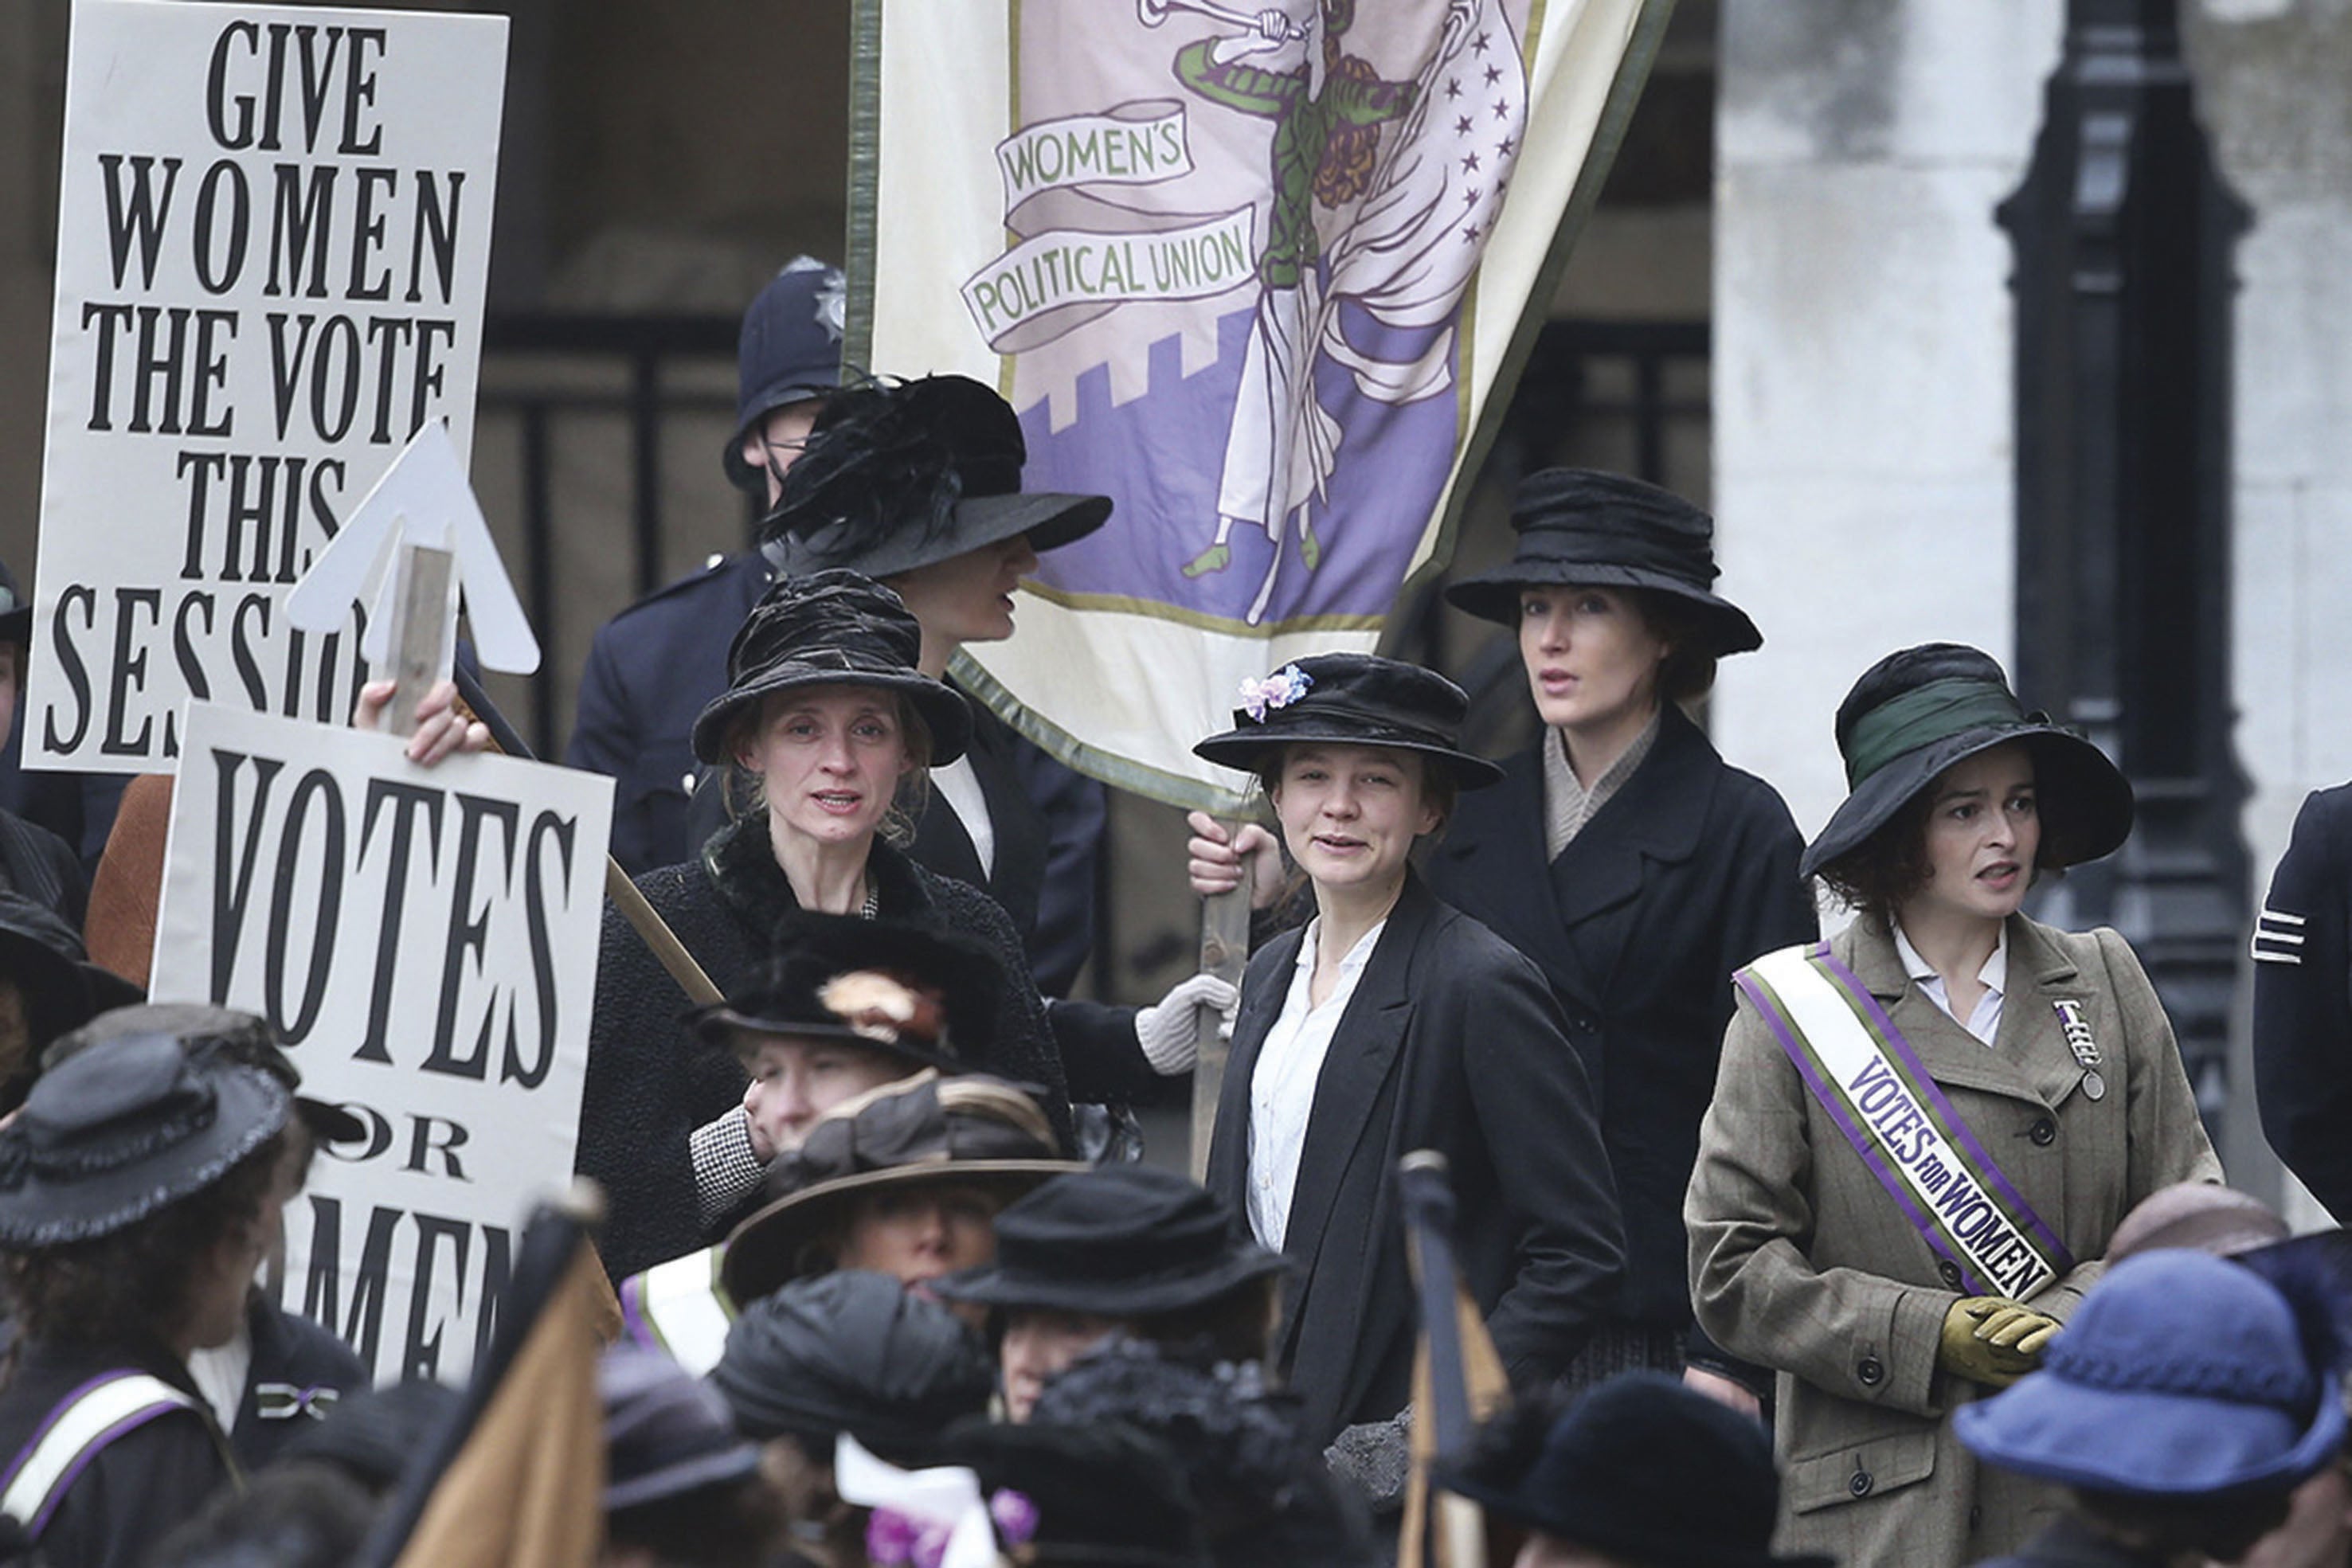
[720,1071,1080,1304]
[709,1269,995,1458]
[689,569,972,767]
[689,913,1004,1071]
[0,1032,288,1248]
[765,375,1110,577]
[929,1165,1286,1320]
[723,257,846,493]
[1799,643,2135,882]
[49,1002,366,1148]
[1444,470,1763,656]
[1192,653,1502,789]
[1446,1373,1830,1568]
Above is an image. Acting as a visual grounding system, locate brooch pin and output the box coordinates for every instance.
[2052,999,2104,1101]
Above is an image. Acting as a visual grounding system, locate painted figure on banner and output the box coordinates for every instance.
[966,0,1529,628]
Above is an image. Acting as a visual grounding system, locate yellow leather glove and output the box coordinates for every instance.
[1939,1296,2062,1389]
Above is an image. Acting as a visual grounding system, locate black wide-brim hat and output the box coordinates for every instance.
[1444,469,1763,657]
[929,1164,1287,1320]
[1799,643,2135,882]
[690,913,1006,1071]
[765,375,1110,578]
[48,1001,367,1148]
[691,569,972,767]
[0,1032,289,1248]
[1192,653,1502,789]
[720,1072,1080,1304]
[1444,1373,1831,1568]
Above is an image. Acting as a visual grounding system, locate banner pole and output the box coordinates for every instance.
[1188,821,1254,1180]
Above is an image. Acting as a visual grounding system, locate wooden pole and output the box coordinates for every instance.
[1188,819,1254,1180]
[383,543,456,737]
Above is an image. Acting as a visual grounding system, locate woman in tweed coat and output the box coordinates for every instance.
[1685,644,2220,1568]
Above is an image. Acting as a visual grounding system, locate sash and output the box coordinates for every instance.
[1739,942,2076,1300]
[618,1246,738,1378]
[0,1372,204,1539]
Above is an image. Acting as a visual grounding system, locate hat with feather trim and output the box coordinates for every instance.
[761,375,1110,577]
[0,1031,288,1248]
[688,912,1003,1073]
[690,569,972,767]
[1800,642,2135,882]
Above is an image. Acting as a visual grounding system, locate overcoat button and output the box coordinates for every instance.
[1857,1356,1884,1386]
[2029,1118,2057,1146]
[1849,1470,1873,1498]
[1938,1260,1963,1288]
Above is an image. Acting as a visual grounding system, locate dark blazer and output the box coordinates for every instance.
[1424,704,1814,1330]
[2254,782,2352,1218]
[1205,874,1623,1446]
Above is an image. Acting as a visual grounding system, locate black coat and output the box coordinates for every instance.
[1205,874,1623,1446]
[1423,705,1814,1331]
[0,1337,231,1568]
[2254,782,2352,1218]
[578,813,1070,1279]
[569,550,1103,995]
[0,808,89,934]
[228,1299,369,1471]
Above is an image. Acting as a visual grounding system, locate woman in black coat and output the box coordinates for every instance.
[1193,470,1812,1408]
[1193,654,1623,1456]
[579,572,1070,1280]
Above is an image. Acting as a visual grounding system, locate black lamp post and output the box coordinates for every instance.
[1999,0,2248,1118]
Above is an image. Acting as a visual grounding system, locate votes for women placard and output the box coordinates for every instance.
[151,703,611,1385]
[27,0,506,774]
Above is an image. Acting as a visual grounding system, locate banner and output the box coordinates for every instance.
[28,0,507,774]
[854,0,1670,807]
[151,702,612,1384]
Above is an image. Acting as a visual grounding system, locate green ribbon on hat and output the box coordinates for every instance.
[1843,677,2026,788]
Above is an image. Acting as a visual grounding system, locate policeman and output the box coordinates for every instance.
[2252,781,2352,1218]
[567,256,845,878]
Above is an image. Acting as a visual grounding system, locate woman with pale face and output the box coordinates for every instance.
[1189,471,1810,1414]
[1685,643,2221,1568]
[1185,653,1623,1459]
[581,571,1077,1282]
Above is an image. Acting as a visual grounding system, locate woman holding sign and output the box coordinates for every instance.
[1683,643,2219,1568]
[581,570,1069,1280]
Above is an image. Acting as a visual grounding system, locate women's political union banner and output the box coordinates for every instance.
[855,0,1669,808]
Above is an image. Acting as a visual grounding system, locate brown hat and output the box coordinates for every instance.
[719,1071,1078,1304]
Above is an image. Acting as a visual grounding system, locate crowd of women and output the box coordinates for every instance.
[0,267,2339,1567]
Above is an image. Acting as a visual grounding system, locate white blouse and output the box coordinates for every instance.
[1246,917,1386,1251]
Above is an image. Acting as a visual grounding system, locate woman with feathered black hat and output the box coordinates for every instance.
[1192,471,1814,1406]
[1685,643,2220,1568]
[1188,651,1623,1494]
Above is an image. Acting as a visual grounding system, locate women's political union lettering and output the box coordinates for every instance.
[962,0,1528,628]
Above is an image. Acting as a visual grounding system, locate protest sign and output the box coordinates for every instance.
[853,0,1668,808]
[151,702,612,1383]
[28,0,507,774]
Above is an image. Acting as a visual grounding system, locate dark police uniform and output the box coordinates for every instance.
[2253,782,2352,1218]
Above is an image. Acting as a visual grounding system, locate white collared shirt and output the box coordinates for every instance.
[929,756,994,878]
[1246,917,1387,1251]
[1892,922,2009,1046]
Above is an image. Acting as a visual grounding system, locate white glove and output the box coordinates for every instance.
[1133,972,1239,1075]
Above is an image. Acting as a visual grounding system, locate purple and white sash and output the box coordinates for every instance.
[1738,942,2075,1300]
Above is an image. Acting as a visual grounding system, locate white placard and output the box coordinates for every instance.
[29,0,507,774]
[151,702,612,1383]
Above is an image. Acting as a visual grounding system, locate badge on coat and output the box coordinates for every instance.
[2052,999,2105,1101]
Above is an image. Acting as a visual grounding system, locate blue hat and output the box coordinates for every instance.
[723,257,847,492]
[1956,1249,2347,1498]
